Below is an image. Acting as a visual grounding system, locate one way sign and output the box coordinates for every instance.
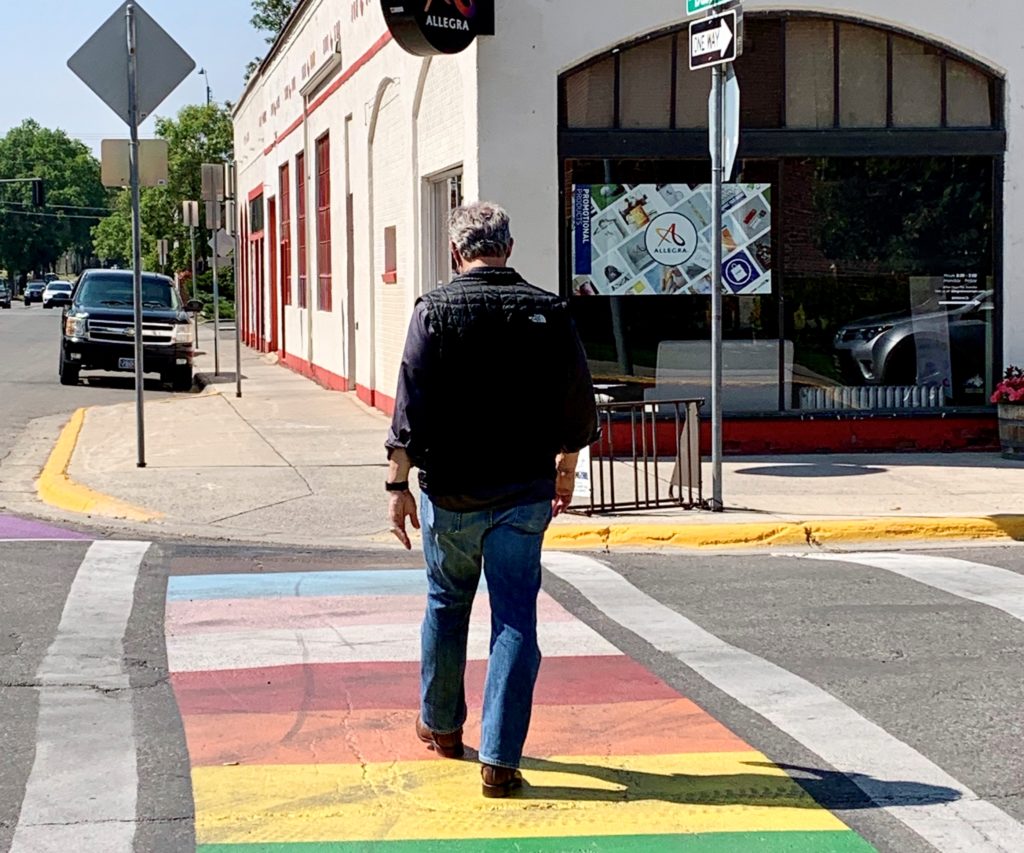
[690,10,738,70]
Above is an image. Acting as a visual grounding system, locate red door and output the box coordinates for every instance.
[268,197,279,353]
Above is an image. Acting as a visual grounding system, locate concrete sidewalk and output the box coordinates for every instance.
[32,329,1024,549]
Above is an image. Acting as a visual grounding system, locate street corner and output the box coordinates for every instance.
[544,515,1024,552]
[163,558,875,852]
[36,407,161,523]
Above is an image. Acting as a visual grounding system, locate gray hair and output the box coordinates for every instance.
[449,202,513,261]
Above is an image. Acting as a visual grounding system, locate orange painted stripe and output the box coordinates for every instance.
[182,700,752,767]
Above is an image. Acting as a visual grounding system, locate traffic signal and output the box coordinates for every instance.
[31,178,44,208]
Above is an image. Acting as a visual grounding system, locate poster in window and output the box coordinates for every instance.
[571,184,772,296]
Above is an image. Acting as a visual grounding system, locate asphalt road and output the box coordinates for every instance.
[0,305,178,465]
[2,536,1023,851]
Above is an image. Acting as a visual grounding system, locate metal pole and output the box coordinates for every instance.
[126,3,146,469]
[189,223,199,345]
[710,63,725,510]
[212,222,220,375]
[232,167,243,398]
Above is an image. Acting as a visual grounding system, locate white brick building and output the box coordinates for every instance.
[234,0,1018,451]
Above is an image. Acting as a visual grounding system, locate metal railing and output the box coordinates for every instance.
[579,398,706,514]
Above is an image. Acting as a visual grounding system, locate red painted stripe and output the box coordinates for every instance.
[172,656,679,716]
[308,32,393,113]
[354,383,395,415]
[600,414,999,457]
[264,116,303,157]
[260,32,393,158]
[181,699,751,766]
[279,351,349,392]
[247,185,264,202]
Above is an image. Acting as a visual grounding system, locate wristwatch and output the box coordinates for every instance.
[385,480,410,492]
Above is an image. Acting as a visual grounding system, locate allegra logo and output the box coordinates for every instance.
[424,0,476,17]
[654,222,688,249]
[644,212,699,267]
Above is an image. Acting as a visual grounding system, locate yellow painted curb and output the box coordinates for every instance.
[36,408,161,522]
[546,515,1024,551]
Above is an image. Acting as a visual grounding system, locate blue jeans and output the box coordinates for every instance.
[419,494,552,769]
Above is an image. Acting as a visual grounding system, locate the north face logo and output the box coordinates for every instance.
[529,314,547,324]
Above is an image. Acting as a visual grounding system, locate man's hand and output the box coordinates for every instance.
[553,451,579,518]
[389,491,420,550]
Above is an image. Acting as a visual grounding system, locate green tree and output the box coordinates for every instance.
[0,119,108,280]
[90,103,234,274]
[251,0,298,43]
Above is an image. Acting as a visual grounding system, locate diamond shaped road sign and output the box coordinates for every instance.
[68,1,195,127]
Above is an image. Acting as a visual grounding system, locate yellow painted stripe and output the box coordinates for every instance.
[545,516,1024,551]
[37,408,159,521]
[194,751,848,844]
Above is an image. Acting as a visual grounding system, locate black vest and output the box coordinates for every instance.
[415,268,574,497]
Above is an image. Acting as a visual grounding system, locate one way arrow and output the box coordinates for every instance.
[716,17,733,57]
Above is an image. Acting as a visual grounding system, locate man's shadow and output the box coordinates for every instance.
[507,756,961,810]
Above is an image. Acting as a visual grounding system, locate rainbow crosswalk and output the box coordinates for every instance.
[166,568,876,852]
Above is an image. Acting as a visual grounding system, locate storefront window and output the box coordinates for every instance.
[784,156,994,409]
[564,156,995,413]
[559,13,1002,416]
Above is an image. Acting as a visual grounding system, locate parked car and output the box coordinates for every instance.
[59,269,201,391]
[23,280,46,305]
[42,281,73,309]
[44,273,59,283]
[834,290,992,402]
[0,281,10,309]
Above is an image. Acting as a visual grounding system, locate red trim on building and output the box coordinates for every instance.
[261,32,393,158]
[598,415,999,457]
[280,352,349,392]
[248,185,264,202]
[356,384,396,416]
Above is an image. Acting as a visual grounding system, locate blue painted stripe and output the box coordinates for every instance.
[167,570,431,601]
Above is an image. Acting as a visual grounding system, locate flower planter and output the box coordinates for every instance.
[997,403,1024,460]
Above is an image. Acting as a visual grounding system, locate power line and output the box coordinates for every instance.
[0,199,115,213]
[0,208,105,221]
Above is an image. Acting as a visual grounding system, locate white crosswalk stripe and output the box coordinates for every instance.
[543,550,1024,853]
[797,551,1024,623]
[10,541,150,853]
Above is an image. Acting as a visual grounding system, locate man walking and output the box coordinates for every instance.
[385,202,597,797]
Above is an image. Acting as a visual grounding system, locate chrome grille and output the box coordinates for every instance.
[87,319,175,345]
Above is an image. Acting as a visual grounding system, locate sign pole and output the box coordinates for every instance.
[189,221,198,345]
[710,62,725,511]
[227,163,243,399]
[212,222,220,375]
[126,2,146,469]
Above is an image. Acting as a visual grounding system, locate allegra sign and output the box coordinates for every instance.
[383,0,493,56]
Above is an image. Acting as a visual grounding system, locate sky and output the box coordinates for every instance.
[0,0,270,155]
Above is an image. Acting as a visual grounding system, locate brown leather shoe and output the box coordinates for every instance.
[415,715,464,759]
[481,764,524,798]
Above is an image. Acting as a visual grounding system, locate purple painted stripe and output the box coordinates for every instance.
[0,514,91,540]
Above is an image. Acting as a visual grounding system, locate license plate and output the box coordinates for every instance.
[118,358,135,370]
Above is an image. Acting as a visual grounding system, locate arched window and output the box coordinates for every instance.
[558,15,1004,418]
[561,14,1002,136]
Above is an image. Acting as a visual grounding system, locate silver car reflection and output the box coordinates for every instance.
[834,290,992,389]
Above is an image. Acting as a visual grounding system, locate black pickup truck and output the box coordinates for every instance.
[59,269,201,391]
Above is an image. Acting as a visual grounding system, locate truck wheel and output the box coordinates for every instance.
[170,366,193,392]
[59,359,80,386]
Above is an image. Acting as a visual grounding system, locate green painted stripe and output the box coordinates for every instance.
[199,830,876,853]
